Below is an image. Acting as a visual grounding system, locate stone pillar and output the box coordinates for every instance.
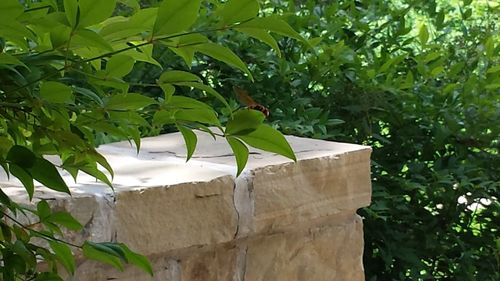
[2,132,371,281]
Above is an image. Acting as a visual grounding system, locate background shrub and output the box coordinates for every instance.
[131,0,500,279]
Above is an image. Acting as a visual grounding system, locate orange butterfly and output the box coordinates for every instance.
[233,86,270,117]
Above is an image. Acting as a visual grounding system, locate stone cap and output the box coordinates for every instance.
[0,132,372,255]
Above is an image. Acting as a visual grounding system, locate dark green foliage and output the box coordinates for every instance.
[130,0,499,279]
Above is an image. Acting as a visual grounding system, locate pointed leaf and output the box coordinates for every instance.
[218,0,259,25]
[176,125,197,161]
[7,145,36,168]
[106,55,135,78]
[40,81,74,104]
[194,43,253,80]
[226,109,265,135]
[175,81,231,110]
[0,0,23,20]
[159,70,201,84]
[168,96,212,110]
[78,0,117,27]
[63,0,78,27]
[153,0,201,36]
[119,243,153,276]
[227,137,249,176]
[106,93,156,110]
[9,164,34,200]
[237,16,305,42]
[175,108,220,126]
[49,241,76,275]
[235,28,281,57]
[47,211,83,231]
[419,24,429,45]
[83,241,124,271]
[238,124,296,161]
[30,158,70,194]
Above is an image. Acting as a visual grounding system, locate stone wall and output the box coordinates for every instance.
[2,132,371,281]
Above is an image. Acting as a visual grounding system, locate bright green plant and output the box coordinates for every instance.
[0,0,301,279]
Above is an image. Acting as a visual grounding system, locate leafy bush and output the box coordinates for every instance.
[130,0,500,280]
[0,0,299,279]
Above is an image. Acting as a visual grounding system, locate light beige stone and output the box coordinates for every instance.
[0,131,371,281]
[244,213,365,281]
[114,175,238,256]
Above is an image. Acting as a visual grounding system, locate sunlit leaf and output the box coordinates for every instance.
[218,0,259,25]
[49,241,76,275]
[227,137,249,176]
[153,0,201,36]
[238,124,296,161]
[176,125,197,161]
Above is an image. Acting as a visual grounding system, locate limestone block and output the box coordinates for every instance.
[244,213,365,281]
[114,175,238,256]
[69,243,240,281]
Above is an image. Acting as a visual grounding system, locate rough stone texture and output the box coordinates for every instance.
[244,213,365,281]
[0,132,371,280]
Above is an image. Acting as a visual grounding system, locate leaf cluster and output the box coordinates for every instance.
[0,0,301,279]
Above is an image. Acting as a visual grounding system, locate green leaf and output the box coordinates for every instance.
[106,93,156,110]
[78,0,117,27]
[175,109,220,126]
[49,241,76,275]
[237,16,305,42]
[160,83,176,102]
[167,33,208,66]
[73,86,104,106]
[83,241,124,271]
[37,200,51,220]
[227,137,249,176]
[152,110,175,126]
[47,212,83,231]
[40,81,74,104]
[484,36,494,58]
[218,0,259,25]
[64,0,78,27]
[419,24,429,45]
[0,0,24,20]
[226,109,265,135]
[118,0,140,11]
[80,164,113,188]
[72,29,114,51]
[9,164,34,200]
[153,0,201,36]
[175,81,231,110]
[168,96,212,110]
[194,43,253,80]
[30,158,70,194]
[7,145,36,169]
[176,125,197,161]
[13,240,36,267]
[159,70,201,84]
[431,66,445,77]
[0,53,28,68]
[238,124,296,161]
[105,55,135,78]
[235,28,281,57]
[119,243,153,276]
[34,272,64,281]
[88,150,114,178]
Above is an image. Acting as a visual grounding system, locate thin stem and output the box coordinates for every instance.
[3,18,253,96]
[2,211,82,249]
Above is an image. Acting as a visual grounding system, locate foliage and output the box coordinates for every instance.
[130,0,500,280]
[0,0,299,279]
